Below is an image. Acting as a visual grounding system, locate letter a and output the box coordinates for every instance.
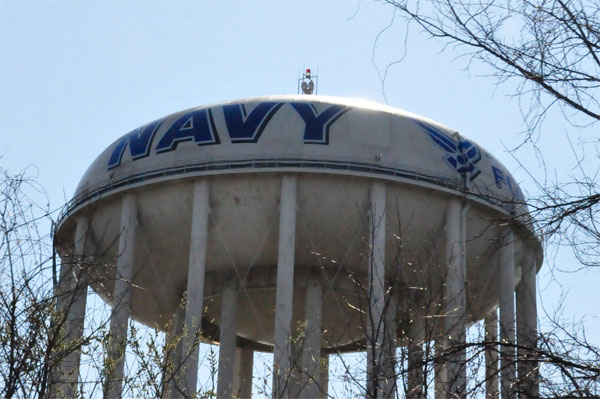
[155,108,220,154]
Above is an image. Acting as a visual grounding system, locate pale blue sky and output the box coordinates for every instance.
[1,0,598,396]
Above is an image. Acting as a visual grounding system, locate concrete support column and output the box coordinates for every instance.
[319,354,329,399]
[516,255,538,398]
[180,180,210,396]
[382,292,397,399]
[301,273,323,399]
[164,304,185,399]
[289,324,304,399]
[232,349,241,396]
[367,181,386,399]
[52,217,91,398]
[433,339,447,399]
[105,194,137,399]
[444,198,467,397]
[217,281,239,398]
[407,316,425,399]
[237,346,254,398]
[485,310,499,399]
[273,175,297,399]
[498,230,516,399]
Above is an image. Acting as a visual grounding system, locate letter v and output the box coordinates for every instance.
[223,102,283,143]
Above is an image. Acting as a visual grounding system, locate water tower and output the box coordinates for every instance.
[52,94,542,398]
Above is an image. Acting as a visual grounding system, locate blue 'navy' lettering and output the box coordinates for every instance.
[290,103,349,144]
[155,109,219,154]
[108,118,165,170]
[223,102,283,143]
[106,102,351,170]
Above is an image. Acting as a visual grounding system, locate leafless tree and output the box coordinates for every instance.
[380,0,600,267]
[0,168,221,399]
[2,164,599,398]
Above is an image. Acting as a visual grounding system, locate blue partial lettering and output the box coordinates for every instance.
[107,118,165,170]
[492,166,505,188]
[223,102,283,143]
[155,109,219,153]
[290,103,349,144]
[506,176,525,202]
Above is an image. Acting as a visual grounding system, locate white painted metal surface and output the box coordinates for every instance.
[52,95,543,399]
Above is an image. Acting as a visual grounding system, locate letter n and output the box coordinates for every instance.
[107,118,164,170]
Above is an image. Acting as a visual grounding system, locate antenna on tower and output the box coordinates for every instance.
[298,68,318,95]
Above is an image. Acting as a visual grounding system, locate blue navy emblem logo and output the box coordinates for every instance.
[416,121,481,180]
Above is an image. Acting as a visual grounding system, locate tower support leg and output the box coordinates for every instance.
[485,310,499,399]
[273,175,297,399]
[319,354,329,399]
[382,292,397,398]
[407,315,425,398]
[289,312,304,399]
[52,216,91,398]
[300,272,323,399]
[516,255,538,398]
[434,339,447,399]
[217,281,239,398]
[444,198,467,397]
[164,304,185,398]
[179,180,210,396]
[498,230,516,399]
[105,194,137,399]
[367,181,386,399]
[237,346,254,398]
